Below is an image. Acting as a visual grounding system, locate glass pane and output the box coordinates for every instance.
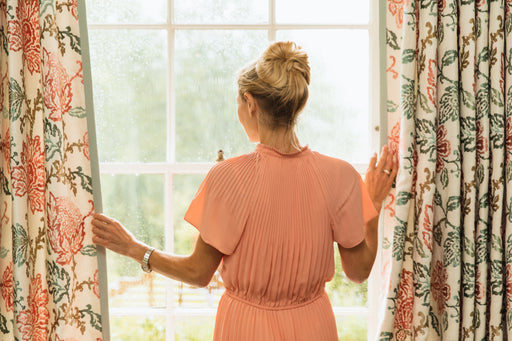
[172,174,223,309]
[336,315,367,340]
[326,246,367,307]
[101,174,166,308]
[175,316,216,340]
[277,30,371,163]
[173,174,205,255]
[110,315,166,341]
[276,0,369,24]
[85,0,167,24]
[90,30,168,162]
[175,0,267,24]
[175,30,268,162]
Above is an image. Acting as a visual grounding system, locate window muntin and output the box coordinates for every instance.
[86,0,379,339]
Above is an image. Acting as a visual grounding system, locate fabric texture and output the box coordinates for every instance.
[379,0,512,339]
[185,144,377,340]
[0,0,103,340]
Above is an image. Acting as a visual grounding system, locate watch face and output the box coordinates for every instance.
[142,263,150,272]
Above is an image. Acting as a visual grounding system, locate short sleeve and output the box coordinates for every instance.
[184,161,251,255]
[333,174,379,248]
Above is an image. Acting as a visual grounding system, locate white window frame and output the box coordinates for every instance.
[84,0,385,340]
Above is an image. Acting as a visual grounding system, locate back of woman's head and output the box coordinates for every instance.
[237,41,310,130]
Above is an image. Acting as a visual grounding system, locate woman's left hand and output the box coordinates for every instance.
[364,145,398,212]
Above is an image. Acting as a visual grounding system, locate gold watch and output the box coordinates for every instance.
[141,247,155,273]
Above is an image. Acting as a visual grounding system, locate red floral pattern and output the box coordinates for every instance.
[1,127,10,174]
[1,262,14,312]
[426,59,437,107]
[2,0,103,338]
[47,192,86,265]
[436,125,451,173]
[11,135,45,214]
[43,48,73,121]
[422,204,433,252]
[506,117,512,158]
[431,260,450,315]
[71,0,79,20]
[475,269,485,301]
[16,274,49,341]
[83,132,90,161]
[7,0,41,74]
[93,269,100,299]
[394,269,414,336]
[506,264,512,309]
[388,0,406,29]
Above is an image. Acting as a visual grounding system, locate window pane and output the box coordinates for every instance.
[85,0,166,24]
[327,246,367,307]
[175,316,215,340]
[173,174,205,255]
[175,30,268,162]
[110,315,166,341]
[277,30,371,163]
[276,0,369,24]
[172,174,223,309]
[336,315,367,340]
[90,30,168,163]
[102,174,166,308]
[174,0,267,24]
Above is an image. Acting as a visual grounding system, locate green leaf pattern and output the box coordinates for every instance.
[380,0,512,339]
[0,1,102,340]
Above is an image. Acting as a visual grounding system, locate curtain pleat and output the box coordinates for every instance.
[0,0,103,340]
[381,0,512,339]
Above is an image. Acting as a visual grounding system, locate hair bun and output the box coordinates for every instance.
[237,41,311,129]
[255,41,310,89]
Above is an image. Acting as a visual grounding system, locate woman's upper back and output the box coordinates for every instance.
[185,144,375,307]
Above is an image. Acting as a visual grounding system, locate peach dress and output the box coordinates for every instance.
[185,144,378,340]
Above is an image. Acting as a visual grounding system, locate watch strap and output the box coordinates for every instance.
[141,247,155,273]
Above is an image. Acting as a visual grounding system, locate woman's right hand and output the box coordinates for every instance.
[91,213,147,261]
[364,145,398,212]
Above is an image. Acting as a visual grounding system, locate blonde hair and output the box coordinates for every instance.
[237,41,310,130]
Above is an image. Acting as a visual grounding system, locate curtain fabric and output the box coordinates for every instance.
[0,0,103,340]
[380,0,512,339]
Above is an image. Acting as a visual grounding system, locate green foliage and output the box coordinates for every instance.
[12,223,28,267]
[46,260,71,304]
[0,313,8,334]
[79,304,102,331]
[81,245,97,257]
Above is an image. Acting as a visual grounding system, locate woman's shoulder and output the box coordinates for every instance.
[206,152,259,184]
[310,151,359,178]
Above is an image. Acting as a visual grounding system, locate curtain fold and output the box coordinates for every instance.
[381,0,512,339]
[0,0,103,340]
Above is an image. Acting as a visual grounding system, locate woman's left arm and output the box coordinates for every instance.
[92,214,223,287]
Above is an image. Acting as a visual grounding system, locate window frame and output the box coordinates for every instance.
[84,0,385,339]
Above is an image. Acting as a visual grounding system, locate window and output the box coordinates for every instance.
[84,0,382,339]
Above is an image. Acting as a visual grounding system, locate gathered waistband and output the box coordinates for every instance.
[223,290,327,311]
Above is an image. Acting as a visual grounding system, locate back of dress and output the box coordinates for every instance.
[185,144,377,341]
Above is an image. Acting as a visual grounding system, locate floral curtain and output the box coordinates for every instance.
[379,0,512,339]
[0,0,103,340]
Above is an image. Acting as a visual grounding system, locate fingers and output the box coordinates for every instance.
[375,145,389,173]
[368,152,377,172]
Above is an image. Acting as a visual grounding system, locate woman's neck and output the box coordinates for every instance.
[258,127,302,154]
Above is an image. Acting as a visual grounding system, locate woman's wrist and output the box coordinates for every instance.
[127,241,151,264]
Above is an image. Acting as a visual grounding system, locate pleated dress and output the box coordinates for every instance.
[185,144,378,341]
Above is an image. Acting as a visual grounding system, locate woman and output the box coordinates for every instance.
[92,41,398,340]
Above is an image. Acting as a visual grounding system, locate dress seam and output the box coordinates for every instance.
[223,290,326,311]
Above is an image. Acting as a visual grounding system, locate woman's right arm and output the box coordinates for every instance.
[92,214,223,287]
[337,145,398,283]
